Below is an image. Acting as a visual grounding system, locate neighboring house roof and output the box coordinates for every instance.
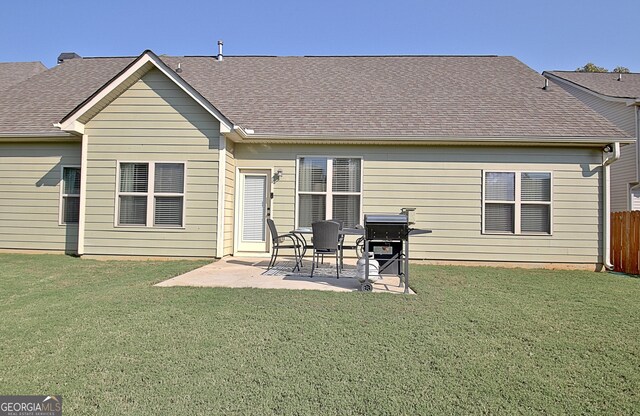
[0,51,631,140]
[0,57,135,136]
[0,61,46,92]
[545,71,640,100]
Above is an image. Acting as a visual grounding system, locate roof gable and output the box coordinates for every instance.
[58,50,232,134]
[544,71,640,101]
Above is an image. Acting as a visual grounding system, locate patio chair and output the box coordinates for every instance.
[328,219,361,268]
[328,219,346,269]
[310,220,341,279]
[267,218,302,272]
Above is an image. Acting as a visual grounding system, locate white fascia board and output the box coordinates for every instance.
[55,120,85,135]
[229,127,633,146]
[57,51,233,133]
[0,132,76,139]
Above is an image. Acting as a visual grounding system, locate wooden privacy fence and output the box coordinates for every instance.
[611,211,640,275]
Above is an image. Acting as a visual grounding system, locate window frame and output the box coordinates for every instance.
[295,156,364,229]
[482,170,553,236]
[59,165,81,225]
[115,161,187,229]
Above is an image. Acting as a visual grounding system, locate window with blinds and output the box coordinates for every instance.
[154,163,184,227]
[118,162,185,227]
[242,175,267,241]
[521,172,551,233]
[297,157,362,228]
[483,171,551,235]
[61,167,80,224]
[119,163,149,225]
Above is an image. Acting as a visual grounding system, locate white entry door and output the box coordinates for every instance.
[237,170,270,252]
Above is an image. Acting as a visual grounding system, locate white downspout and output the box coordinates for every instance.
[603,142,621,270]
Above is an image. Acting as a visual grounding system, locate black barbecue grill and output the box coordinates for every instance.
[364,214,410,241]
[362,211,431,293]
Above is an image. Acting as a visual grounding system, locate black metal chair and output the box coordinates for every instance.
[266,218,302,271]
[328,219,346,269]
[310,220,341,278]
[328,219,362,268]
[293,231,314,264]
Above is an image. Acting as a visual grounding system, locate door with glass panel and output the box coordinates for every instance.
[237,170,270,252]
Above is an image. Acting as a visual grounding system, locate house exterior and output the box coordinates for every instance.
[544,71,640,211]
[0,50,632,269]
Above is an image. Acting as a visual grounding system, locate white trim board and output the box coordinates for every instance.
[216,135,226,258]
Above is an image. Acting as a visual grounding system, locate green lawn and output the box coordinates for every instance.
[0,254,638,414]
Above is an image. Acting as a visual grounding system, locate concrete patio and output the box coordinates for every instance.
[155,257,414,294]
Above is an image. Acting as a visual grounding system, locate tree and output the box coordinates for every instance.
[613,66,630,73]
[576,62,608,72]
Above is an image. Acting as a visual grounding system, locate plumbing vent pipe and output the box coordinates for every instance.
[217,40,223,61]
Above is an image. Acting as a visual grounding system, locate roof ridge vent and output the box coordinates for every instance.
[57,52,81,64]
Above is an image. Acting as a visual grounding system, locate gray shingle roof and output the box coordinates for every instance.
[0,53,630,139]
[0,57,134,135]
[0,61,46,92]
[545,71,640,100]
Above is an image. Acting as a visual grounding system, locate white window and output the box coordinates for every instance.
[483,171,552,235]
[117,162,185,227]
[297,157,362,228]
[60,166,80,224]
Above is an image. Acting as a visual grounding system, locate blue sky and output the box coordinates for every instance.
[2,0,638,72]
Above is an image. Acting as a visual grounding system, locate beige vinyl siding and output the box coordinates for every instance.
[77,62,155,124]
[0,141,81,252]
[223,139,236,255]
[83,68,220,257]
[236,143,603,265]
[551,79,637,211]
[613,143,638,211]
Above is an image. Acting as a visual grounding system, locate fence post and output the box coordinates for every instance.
[632,212,640,274]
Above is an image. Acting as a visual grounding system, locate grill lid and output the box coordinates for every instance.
[364,214,408,224]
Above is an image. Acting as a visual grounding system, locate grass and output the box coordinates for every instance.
[0,254,638,414]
